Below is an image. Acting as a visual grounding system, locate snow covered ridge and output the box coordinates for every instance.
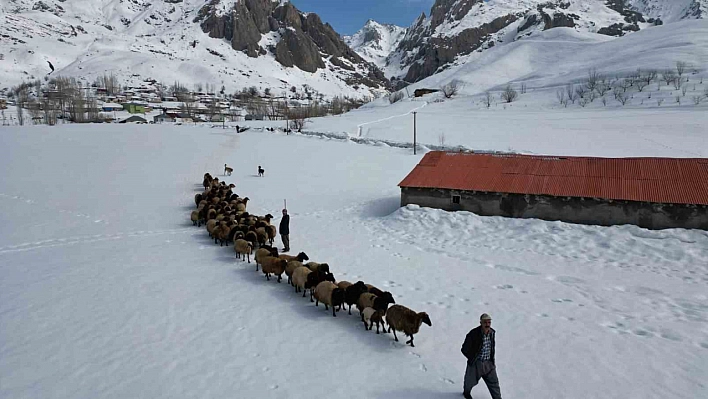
[344,20,407,72]
[384,0,706,83]
[0,0,388,99]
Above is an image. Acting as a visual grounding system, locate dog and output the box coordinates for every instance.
[224,164,233,176]
[258,165,264,177]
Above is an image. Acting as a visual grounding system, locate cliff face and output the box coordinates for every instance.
[196,0,389,89]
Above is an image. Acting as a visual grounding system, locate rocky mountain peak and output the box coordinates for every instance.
[195,0,389,89]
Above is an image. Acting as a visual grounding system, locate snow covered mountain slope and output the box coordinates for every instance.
[0,0,389,98]
[344,20,406,74]
[629,0,707,22]
[386,0,705,83]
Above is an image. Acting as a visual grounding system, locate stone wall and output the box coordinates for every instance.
[401,187,708,230]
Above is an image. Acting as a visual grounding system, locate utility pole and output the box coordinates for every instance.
[413,111,417,155]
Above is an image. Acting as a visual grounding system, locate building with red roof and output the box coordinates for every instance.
[398,151,708,230]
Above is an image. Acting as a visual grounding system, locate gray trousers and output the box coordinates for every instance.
[463,359,502,399]
[281,234,290,250]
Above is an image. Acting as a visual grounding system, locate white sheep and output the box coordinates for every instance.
[313,281,345,317]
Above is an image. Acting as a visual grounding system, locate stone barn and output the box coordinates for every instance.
[398,151,708,230]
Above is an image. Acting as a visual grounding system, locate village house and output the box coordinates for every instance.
[398,151,708,230]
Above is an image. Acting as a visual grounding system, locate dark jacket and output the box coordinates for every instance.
[279,215,290,235]
[461,326,496,363]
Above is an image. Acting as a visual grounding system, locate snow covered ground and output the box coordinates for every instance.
[1,120,707,399]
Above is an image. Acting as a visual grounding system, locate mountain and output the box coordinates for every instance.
[343,20,406,73]
[385,0,707,84]
[0,0,390,98]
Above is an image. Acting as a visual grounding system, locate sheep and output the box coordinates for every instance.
[356,291,395,321]
[194,193,203,207]
[313,281,345,317]
[190,210,201,226]
[306,271,335,302]
[337,281,352,291]
[235,197,249,212]
[244,231,258,248]
[254,246,278,271]
[362,307,385,333]
[279,252,309,263]
[285,260,304,285]
[365,284,388,298]
[343,281,368,315]
[260,256,287,282]
[305,262,330,273]
[292,266,312,296]
[234,239,253,263]
[265,225,277,245]
[224,164,233,176]
[384,305,432,347]
[213,221,233,246]
[206,218,219,237]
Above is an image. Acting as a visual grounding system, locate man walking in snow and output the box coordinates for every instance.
[279,208,290,252]
[461,313,502,399]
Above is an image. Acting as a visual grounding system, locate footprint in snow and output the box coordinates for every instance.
[440,378,455,385]
[419,364,428,372]
[495,284,514,290]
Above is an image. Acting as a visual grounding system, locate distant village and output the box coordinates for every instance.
[0,75,372,127]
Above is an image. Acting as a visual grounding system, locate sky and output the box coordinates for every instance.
[291,0,435,35]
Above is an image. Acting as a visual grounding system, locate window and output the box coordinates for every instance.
[452,195,461,204]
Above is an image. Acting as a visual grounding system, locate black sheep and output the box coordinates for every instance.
[344,281,368,315]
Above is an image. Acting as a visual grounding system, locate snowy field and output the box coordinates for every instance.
[1,120,707,399]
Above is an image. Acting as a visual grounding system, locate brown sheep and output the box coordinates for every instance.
[285,260,304,285]
[234,239,253,263]
[385,304,432,347]
[260,256,287,282]
[279,252,309,263]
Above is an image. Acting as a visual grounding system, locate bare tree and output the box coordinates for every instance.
[676,61,687,79]
[556,89,567,107]
[614,87,630,105]
[619,78,633,93]
[566,84,577,104]
[501,84,518,103]
[575,85,587,99]
[642,70,657,86]
[662,69,677,86]
[693,95,704,105]
[673,78,684,90]
[586,68,600,92]
[595,81,611,97]
[520,83,527,94]
[388,91,404,104]
[16,102,24,125]
[441,80,461,98]
[635,79,648,92]
[484,91,494,108]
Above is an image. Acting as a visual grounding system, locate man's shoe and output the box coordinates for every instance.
[282,248,290,252]
[462,392,472,399]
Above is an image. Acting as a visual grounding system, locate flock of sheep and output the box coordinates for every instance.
[190,172,433,347]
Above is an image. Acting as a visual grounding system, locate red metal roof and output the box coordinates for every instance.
[398,152,708,205]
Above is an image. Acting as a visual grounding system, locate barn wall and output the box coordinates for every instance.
[400,187,708,230]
